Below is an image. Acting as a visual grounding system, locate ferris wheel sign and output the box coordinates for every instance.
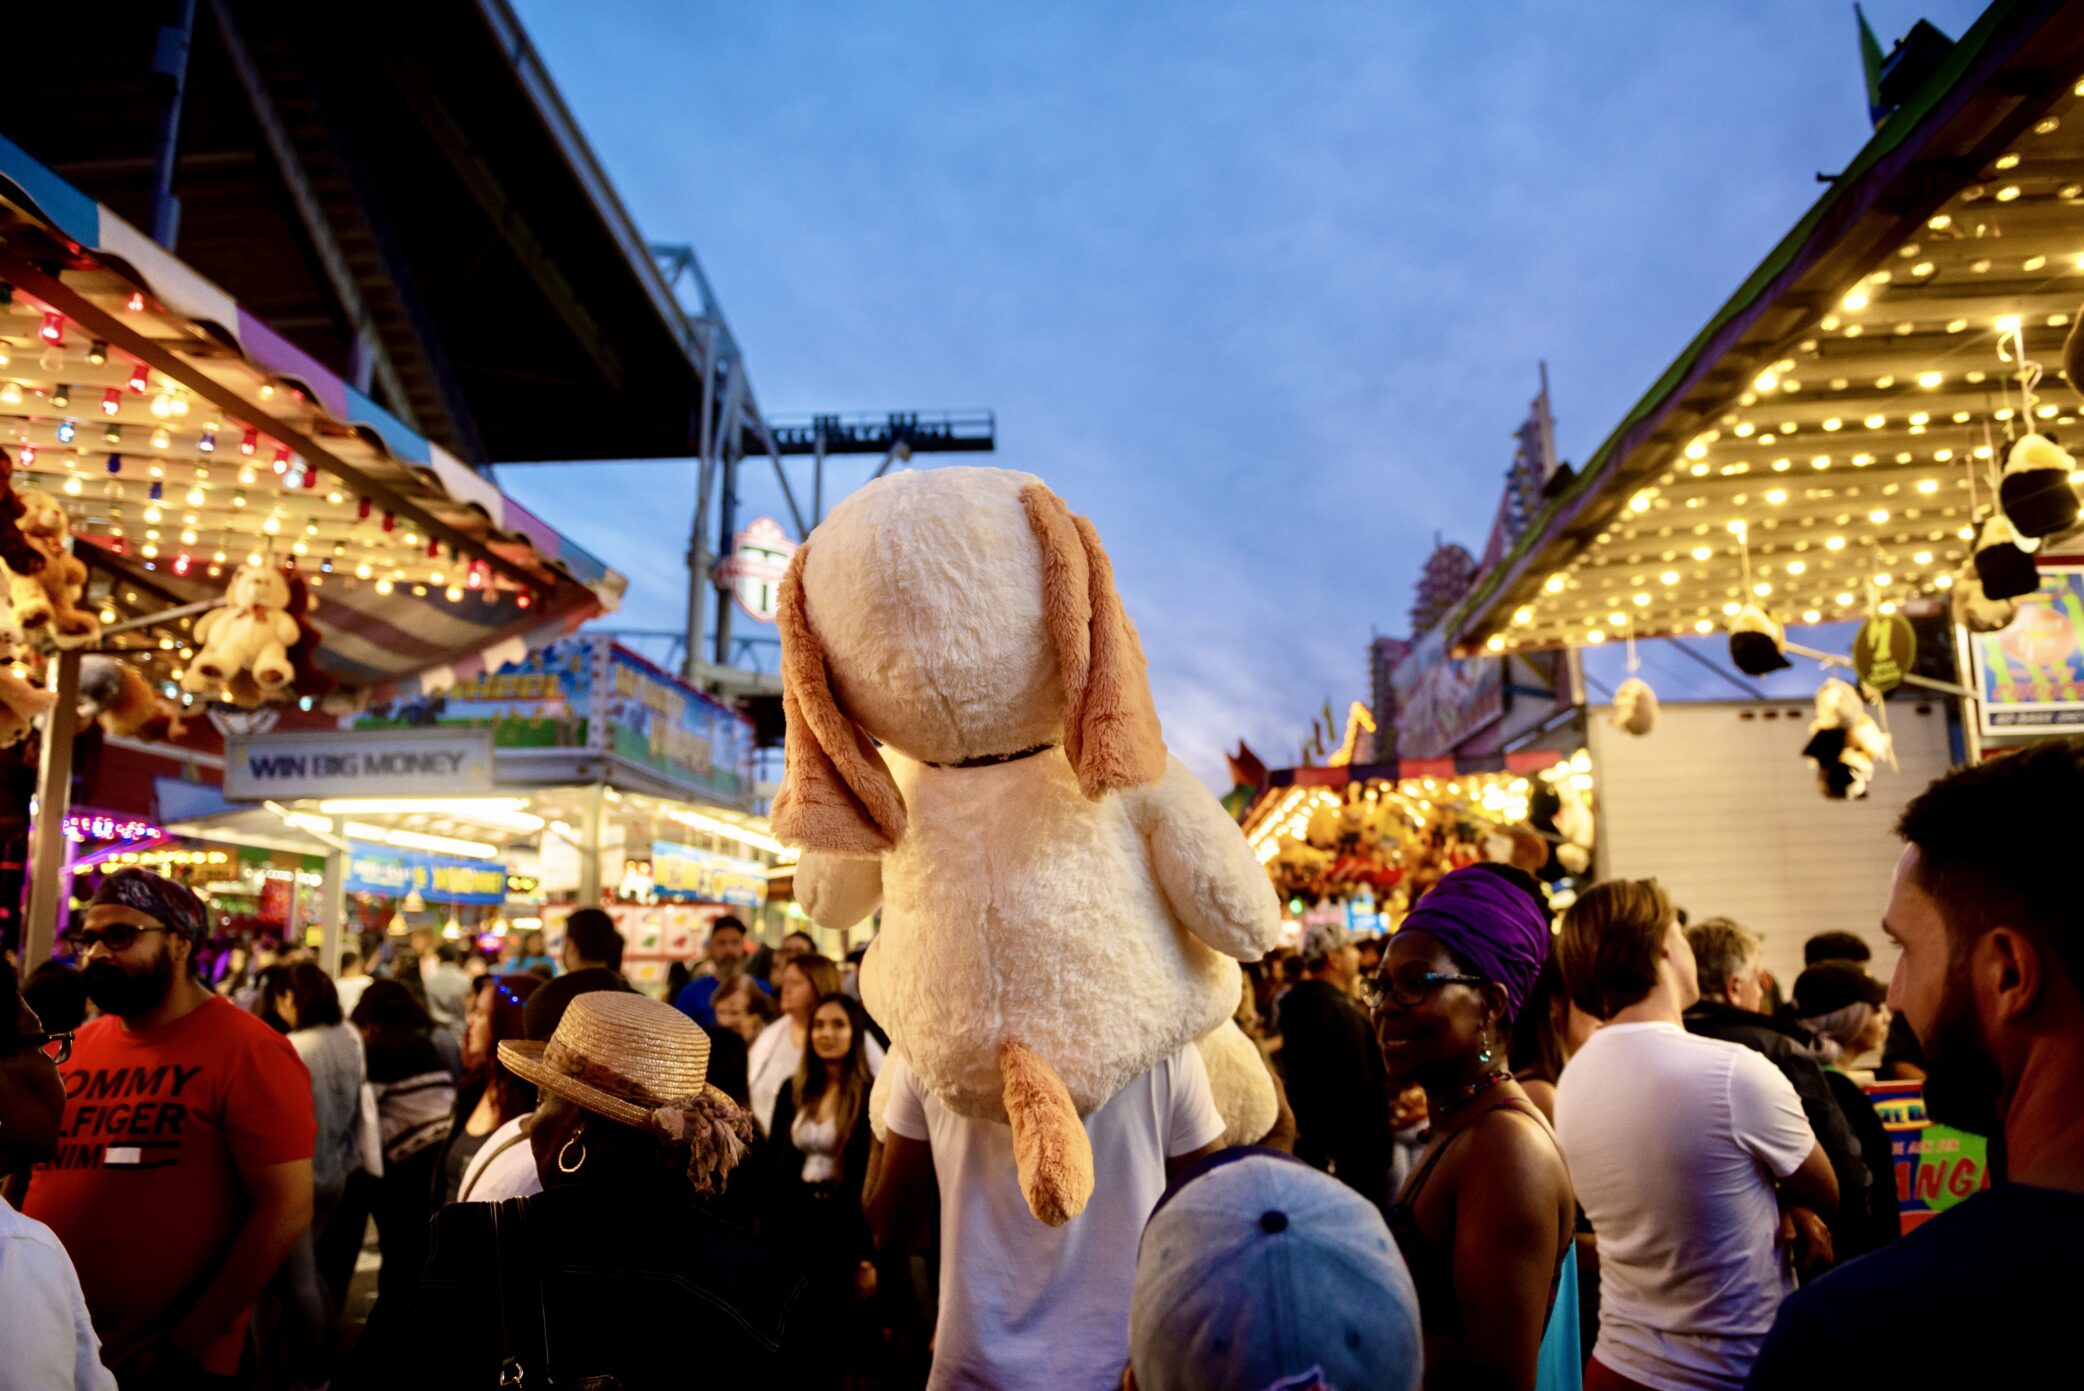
[712,516,799,624]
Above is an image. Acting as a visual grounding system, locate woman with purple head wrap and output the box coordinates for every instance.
[1370,864,1581,1391]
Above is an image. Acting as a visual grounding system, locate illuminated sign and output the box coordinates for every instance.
[343,841,510,905]
[711,516,797,624]
[651,841,766,909]
[64,813,164,843]
[225,728,496,800]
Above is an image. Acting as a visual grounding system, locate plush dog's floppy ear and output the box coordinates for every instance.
[1020,483,1166,798]
[770,544,906,854]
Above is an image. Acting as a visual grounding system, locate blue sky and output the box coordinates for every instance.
[500,0,1991,788]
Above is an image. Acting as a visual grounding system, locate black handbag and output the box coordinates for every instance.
[491,1198,625,1391]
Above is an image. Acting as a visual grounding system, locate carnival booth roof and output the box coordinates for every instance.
[0,0,749,465]
[0,132,625,699]
[1446,0,2084,657]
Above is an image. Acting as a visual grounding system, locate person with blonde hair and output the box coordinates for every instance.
[1554,879,1836,1391]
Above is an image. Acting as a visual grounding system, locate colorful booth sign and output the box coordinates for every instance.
[1968,568,2084,737]
[343,841,510,905]
[352,635,755,804]
[651,840,766,908]
[1865,1080,1993,1232]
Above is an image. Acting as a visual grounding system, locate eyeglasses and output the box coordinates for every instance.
[1366,970,1491,1011]
[3,1031,73,1064]
[60,923,172,954]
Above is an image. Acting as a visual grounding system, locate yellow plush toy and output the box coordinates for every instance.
[182,559,299,694]
[0,598,54,748]
[774,467,1282,1225]
[3,486,100,649]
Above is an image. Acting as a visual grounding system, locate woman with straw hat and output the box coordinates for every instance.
[345,992,819,1387]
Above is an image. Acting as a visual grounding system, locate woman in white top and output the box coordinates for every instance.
[0,958,117,1391]
[747,955,883,1137]
[762,993,881,1346]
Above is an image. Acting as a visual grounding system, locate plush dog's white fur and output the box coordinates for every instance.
[780,467,1281,1217]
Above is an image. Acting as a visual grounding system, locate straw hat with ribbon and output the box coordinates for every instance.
[499,991,752,1192]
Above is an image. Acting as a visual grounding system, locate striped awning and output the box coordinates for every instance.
[0,130,626,696]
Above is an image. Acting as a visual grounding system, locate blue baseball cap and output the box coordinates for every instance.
[1130,1148,1421,1391]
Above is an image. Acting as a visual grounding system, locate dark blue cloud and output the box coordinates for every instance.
[500,0,1989,786]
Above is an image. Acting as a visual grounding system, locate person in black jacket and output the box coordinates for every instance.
[1684,918,1875,1261]
[1791,963,1902,1255]
[1276,921,1393,1213]
[345,990,818,1389]
[762,993,878,1339]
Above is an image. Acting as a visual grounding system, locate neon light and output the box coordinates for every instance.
[64,813,164,843]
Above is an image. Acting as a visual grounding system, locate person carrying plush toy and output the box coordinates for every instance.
[778,467,1281,1390]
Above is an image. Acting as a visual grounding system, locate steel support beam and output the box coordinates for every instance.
[147,0,200,249]
[208,0,420,429]
[25,651,82,966]
[319,848,347,976]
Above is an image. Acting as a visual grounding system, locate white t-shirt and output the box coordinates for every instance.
[334,971,372,1020]
[456,1112,542,1203]
[1555,1021,1817,1391]
[748,1017,885,1136]
[882,1045,1226,1391]
[0,1198,117,1391]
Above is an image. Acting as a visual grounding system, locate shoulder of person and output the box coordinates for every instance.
[1725,1035,1800,1088]
[208,996,308,1060]
[1459,1104,1568,1185]
[0,1200,76,1264]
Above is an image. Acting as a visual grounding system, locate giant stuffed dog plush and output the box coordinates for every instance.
[774,467,1282,1225]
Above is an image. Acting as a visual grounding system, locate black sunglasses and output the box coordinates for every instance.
[1366,970,1492,1010]
[4,1031,73,1065]
[61,923,173,954]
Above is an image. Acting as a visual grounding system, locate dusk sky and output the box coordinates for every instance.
[498,0,1990,789]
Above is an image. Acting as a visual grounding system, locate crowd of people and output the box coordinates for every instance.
[2,738,2080,1388]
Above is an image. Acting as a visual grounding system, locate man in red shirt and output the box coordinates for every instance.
[26,869,314,1386]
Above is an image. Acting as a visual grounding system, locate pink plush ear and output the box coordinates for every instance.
[769,545,906,854]
[1019,483,1166,798]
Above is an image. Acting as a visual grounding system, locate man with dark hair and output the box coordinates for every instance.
[1684,918,1873,1258]
[1,956,118,1388]
[671,915,766,1030]
[1803,931,1871,967]
[1276,922,1392,1212]
[560,908,625,976]
[25,868,316,1383]
[1750,739,2084,1385]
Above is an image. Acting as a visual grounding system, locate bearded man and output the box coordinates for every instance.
[1748,738,2084,1385]
[24,868,314,1387]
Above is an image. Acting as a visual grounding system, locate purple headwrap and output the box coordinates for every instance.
[90,867,209,944]
[1399,866,1552,1024]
